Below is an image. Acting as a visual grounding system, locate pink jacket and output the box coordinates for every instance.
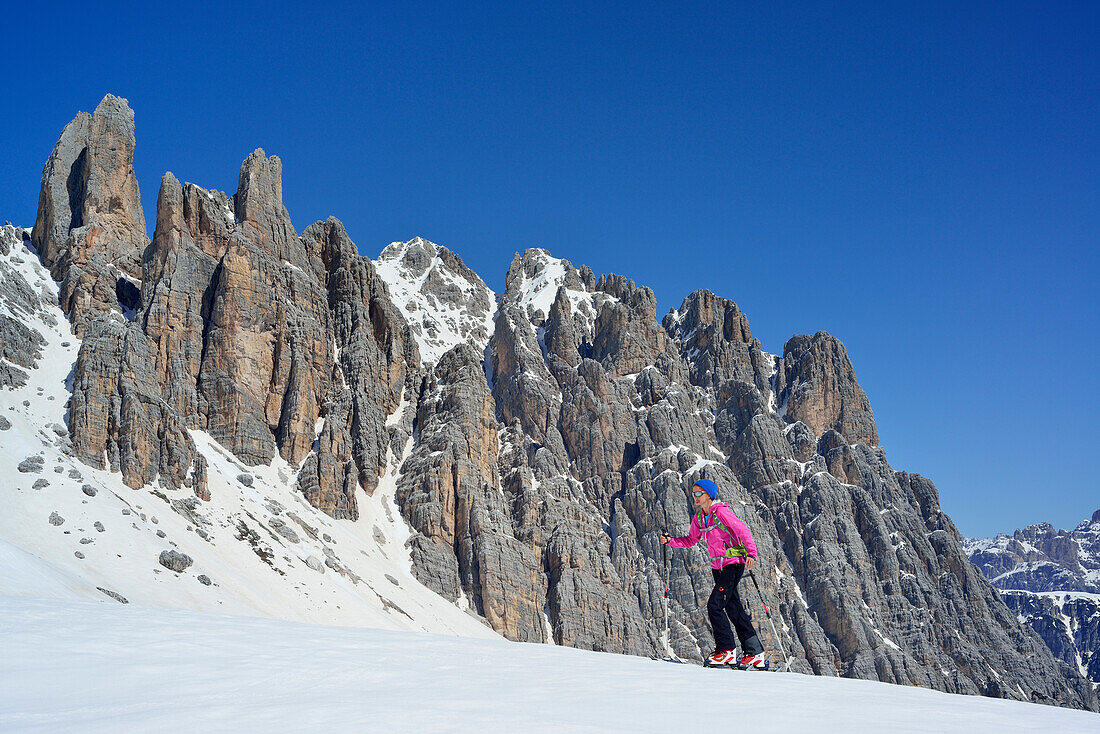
[668,502,757,570]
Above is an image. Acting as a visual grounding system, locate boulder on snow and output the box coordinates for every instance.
[97,587,128,604]
[18,456,44,473]
[158,550,193,573]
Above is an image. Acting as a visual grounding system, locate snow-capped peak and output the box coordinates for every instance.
[503,248,614,342]
[511,248,570,320]
[373,237,496,367]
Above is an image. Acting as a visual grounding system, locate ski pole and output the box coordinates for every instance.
[662,533,670,654]
[747,570,791,672]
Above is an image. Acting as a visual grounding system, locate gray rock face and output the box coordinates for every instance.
[397,343,547,642]
[0,314,47,388]
[0,244,46,393]
[0,226,52,387]
[663,289,772,399]
[482,252,672,654]
[0,224,20,256]
[300,218,419,512]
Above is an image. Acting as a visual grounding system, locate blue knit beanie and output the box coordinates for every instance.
[694,478,719,499]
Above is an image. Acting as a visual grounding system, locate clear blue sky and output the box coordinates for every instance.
[3,1,1097,538]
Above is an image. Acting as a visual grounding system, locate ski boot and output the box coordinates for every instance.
[704,650,738,668]
[736,652,770,670]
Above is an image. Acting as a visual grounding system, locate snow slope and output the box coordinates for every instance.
[0,596,1096,733]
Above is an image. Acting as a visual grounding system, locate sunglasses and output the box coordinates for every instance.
[692,490,706,497]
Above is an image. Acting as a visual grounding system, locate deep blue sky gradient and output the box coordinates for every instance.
[3,1,1097,538]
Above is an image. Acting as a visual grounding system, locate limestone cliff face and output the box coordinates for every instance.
[141,160,418,513]
[27,96,1096,712]
[298,218,420,519]
[195,150,334,467]
[1,225,49,389]
[39,98,419,513]
[69,316,208,497]
[775,332,879,446]
[142,172,231,427]
[397,344,547,641]
[31,96,206,498]
[31,94,147,335]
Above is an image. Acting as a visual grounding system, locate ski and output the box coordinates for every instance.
[703,659,773,671]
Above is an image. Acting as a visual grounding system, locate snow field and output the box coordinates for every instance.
[1,596,1096,733]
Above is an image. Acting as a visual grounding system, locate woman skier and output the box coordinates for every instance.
[660,478,767,668]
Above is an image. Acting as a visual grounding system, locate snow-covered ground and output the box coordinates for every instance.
[1,596,1096,733]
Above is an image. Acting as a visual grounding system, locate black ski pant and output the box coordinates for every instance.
[708,563,762,655]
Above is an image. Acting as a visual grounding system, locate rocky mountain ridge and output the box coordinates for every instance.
[1,95,1095,711]
[964,510,1100,594]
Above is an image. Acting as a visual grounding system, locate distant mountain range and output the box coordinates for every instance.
[964,509,1100,685]
[1,94,1095,711]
